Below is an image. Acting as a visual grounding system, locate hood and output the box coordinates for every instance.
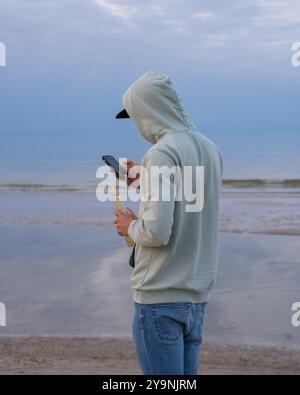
[122,71,197,144]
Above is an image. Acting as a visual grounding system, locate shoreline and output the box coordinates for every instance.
[0,178,300,194]
[0,336,299,375]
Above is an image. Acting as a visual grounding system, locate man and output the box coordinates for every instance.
[113,71,223,375]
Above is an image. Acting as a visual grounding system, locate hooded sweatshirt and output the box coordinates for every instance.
[124,71,223,304]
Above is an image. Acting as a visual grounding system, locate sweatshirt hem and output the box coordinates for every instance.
[132,289,210,304]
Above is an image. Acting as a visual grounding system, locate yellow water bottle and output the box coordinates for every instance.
[111,185,135,247]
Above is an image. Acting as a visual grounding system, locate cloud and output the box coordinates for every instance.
[192,11,216,20]
[94,0,139,22]
[94,0,165,26]
[1,0,300,75]
[243,0,300,26]
[94,1,216,26]
[90,0,300,69]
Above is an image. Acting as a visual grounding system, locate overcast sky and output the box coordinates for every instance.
[0,0,299,172]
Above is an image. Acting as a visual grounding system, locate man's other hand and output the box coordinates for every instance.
[114,208,137,236]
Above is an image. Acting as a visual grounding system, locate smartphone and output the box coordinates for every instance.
[102,155,125,179]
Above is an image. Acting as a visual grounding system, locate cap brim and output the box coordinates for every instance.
[115,109,130,119]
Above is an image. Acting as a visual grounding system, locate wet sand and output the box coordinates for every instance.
[0,336,299,375]
[0,225,299,349]
[1,183,300,235]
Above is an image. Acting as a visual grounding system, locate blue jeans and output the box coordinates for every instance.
[132,302,207,375]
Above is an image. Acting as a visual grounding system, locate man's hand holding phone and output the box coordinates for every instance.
[102,155,140,188]
[102,155,139,245]
[124,160,140,188]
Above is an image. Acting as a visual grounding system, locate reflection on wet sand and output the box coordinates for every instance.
[0,224,299,350]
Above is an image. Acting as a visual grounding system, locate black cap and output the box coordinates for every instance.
[116,109,130,119]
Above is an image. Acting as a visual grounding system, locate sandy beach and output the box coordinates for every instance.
[0,336,299,375]
[0,182,299,374]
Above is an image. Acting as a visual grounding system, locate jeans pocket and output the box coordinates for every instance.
[191,303,207,343]
[151,304,185,343]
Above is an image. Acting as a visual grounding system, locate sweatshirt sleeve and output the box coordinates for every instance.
[128,149,176,247]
